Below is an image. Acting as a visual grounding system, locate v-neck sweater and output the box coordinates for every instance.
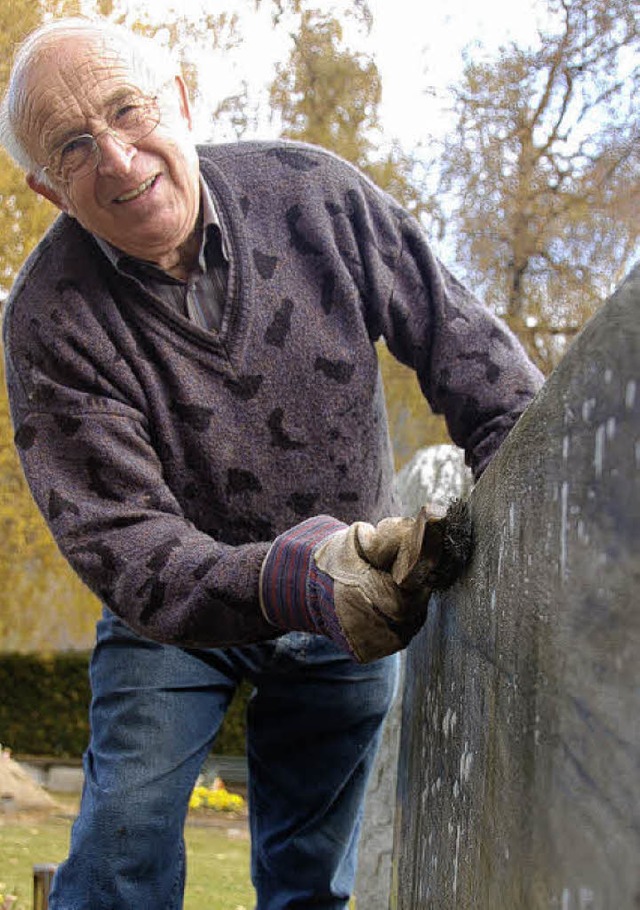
[2,140,543,647]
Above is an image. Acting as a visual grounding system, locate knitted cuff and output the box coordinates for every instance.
[259,515,346,632]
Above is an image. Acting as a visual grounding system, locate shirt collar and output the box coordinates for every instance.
[93,174,224,274]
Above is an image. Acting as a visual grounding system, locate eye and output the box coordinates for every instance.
[58,135,94,166]
[113,101,145,127]
[115,103,137,118]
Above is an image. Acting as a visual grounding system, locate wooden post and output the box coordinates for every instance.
[33,864,57,910]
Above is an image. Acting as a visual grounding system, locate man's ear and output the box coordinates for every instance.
[174,75,193,131]
[26,172,69,213]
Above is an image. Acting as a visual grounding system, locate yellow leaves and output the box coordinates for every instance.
[0,163,57,300]
[0,1,99,653]
[0,0,59,300]
[376,342,450,470]
[0,357,100,652]
[269,7,382,166]
[437,4,640,373]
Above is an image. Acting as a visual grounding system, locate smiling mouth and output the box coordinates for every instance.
[114,174,158,203]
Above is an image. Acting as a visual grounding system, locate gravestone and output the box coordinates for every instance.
[392,264,640,909]
[355,446,472,909]
[394,445,474,518]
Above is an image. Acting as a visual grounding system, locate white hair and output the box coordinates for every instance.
[0,17,182,177]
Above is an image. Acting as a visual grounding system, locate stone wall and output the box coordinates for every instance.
[391,265,640,909]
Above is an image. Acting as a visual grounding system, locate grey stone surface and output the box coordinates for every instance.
[392,265,640,909]
[45,765,85,794]
[19,758,84,794]
[355,445,473,909]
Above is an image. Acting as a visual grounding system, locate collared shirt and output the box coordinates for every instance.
[94,177,228,332]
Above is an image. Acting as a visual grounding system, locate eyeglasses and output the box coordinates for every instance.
[43,96,161,184]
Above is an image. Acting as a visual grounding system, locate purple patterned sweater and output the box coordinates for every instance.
[2,141,543,647]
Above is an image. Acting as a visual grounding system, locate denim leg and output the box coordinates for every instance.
[48,610,242,910]
[246,632,400,910]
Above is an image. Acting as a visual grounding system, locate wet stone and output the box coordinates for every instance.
[392,265,640,908]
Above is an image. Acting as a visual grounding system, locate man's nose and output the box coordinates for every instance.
[95,130,136,175]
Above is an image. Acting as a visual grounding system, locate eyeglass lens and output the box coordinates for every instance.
[50,100,160,181]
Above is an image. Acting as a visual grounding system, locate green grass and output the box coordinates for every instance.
[184,824,254,910]
[0,814,254,910]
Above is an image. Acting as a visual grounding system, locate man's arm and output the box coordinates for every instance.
[349,176,544,478]
[7,377,468,661]
[6,392,276,647]
[4,304,458,661]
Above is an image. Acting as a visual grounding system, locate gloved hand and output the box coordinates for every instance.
[259,506,469,663]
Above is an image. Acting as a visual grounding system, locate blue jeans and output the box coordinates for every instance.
[49,610,399,909]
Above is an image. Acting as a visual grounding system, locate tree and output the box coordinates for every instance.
[0,1,65,299]
[436,0,640,371]
[0,357,99,653]
[269,4,449,465]
[271,9,380,165]
[0,0,102,654]
[96,0,250,139]
[269,5,433,218]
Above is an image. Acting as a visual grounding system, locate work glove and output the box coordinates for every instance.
[259,503,471,663]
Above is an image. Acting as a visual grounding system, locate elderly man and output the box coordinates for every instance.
[0,16,543,910]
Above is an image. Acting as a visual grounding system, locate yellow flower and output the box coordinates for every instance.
[188,783,245,813]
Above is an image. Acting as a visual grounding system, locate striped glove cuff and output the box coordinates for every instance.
[259,515,346,634]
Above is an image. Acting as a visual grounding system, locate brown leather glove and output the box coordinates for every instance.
[260,505,470,663]
[311,518,431,662]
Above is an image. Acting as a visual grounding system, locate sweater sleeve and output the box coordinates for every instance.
[3,336,275,648]
[355,182,545,479]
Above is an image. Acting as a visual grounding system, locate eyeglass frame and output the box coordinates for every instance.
[41,93,162,185]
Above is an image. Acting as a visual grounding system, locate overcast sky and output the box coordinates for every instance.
[367,0,543,145]
[133,0,545,147]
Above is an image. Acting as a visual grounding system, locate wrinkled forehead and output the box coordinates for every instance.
[24,34,142,113]
[19,34,144,154]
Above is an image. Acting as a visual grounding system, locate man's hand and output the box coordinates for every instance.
[309,518,432,662]
[259,503,471,663]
